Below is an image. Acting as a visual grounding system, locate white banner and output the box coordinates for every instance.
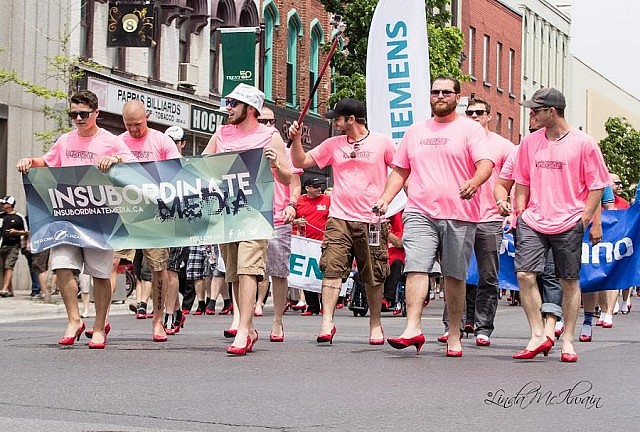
[289,235,348,296]
[365,0,430,215]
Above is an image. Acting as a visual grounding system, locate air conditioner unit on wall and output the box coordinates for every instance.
[178,62,198,86]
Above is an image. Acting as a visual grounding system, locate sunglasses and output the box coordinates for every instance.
[465,109,487,116]
[350,143,360,159]
[430,90,456,97]
[68,111,94,119]
[258,118,276,126]
[614,181,623,186]
[225,98,242,108]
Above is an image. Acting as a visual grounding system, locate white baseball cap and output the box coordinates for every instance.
[165,126,186,141]
[224,83,265,114]
[3,196,16,206]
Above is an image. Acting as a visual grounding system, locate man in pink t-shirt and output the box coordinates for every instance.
[253,107,303,343]
[289,98,395,345]
[512,87,609,363]
[376,77,494,357]
[16,90,135,349]
[202,84,291,355]
[110,100,183,343]
[451,98,514,347]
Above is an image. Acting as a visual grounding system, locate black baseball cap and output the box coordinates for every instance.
[304,177,324,187]
[323,98,366,119]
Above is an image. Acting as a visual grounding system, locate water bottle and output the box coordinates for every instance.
[296,218,306,237]
[368,211,381,246]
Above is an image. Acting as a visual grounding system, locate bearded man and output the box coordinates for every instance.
[375,76,494,357]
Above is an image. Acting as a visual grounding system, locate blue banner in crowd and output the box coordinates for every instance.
[468,203,640,292]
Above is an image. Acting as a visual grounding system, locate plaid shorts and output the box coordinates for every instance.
[186,246,208,281]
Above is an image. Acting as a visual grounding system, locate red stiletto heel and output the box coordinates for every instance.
[226,336,252,356]
[369,327,384,345]
[85,322,111,339]
[317,325,336,344]
[513,337,553,359]
[88,331,107,349]
[247,330,259,352]
[387,334,426,354]
[560,352,578,362]
[270,325,284,342]
[59,322,86,346]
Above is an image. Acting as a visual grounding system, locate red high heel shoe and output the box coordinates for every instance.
[85,322,111,339]
[513,337,553,359]
[317,325,336,344]
[578,334,592,342]
[219,304,233,315]
[369,327,384,345]
[152,333,168,342]
[437,332,449,344]
[223,328,237,338]
[270,325,284,342]
[561,351,578,362]
[88,331,107,349]
[226,336,252,356]
[387,334,426,354]
[247,330,259,352]
[446,347,463,357]
[59,322,86,346]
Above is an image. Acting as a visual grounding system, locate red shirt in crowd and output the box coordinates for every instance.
[387,211,405,264]
[295,194,331,240]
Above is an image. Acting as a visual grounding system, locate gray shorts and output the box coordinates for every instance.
[266,224,292,279]
[402,212,475,280]
[514,217,584,280]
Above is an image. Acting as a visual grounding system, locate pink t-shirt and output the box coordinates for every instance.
[206,124,286,223]
[499,145,519,181]
[478,132,515,222]
[120,128,181,161]
[513,128,610,234]
[394,116,494,222]
[43,128,135,167]
[309,132,395,223]
[273,148,303,225]
[210,124,275,153]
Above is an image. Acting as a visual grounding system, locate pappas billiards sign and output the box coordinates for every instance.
[107,2,154,47]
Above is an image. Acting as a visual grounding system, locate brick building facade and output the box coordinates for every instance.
[460,0,522,143]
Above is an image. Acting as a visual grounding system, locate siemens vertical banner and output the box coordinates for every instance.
[366,0,430,216]
[220,28,257,96]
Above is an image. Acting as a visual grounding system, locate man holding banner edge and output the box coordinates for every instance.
[202,83,291,355]
[16,90,136,349]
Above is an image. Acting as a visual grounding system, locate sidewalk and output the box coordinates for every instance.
[0,289,132,323]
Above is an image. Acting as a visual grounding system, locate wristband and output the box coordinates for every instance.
[286,202,297,210]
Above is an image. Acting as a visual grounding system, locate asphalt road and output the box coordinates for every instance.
[1,294,639,431]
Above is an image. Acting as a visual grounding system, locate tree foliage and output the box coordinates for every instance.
[0,18,99,149]
[599,117,640,200]
[319,0,467,105]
